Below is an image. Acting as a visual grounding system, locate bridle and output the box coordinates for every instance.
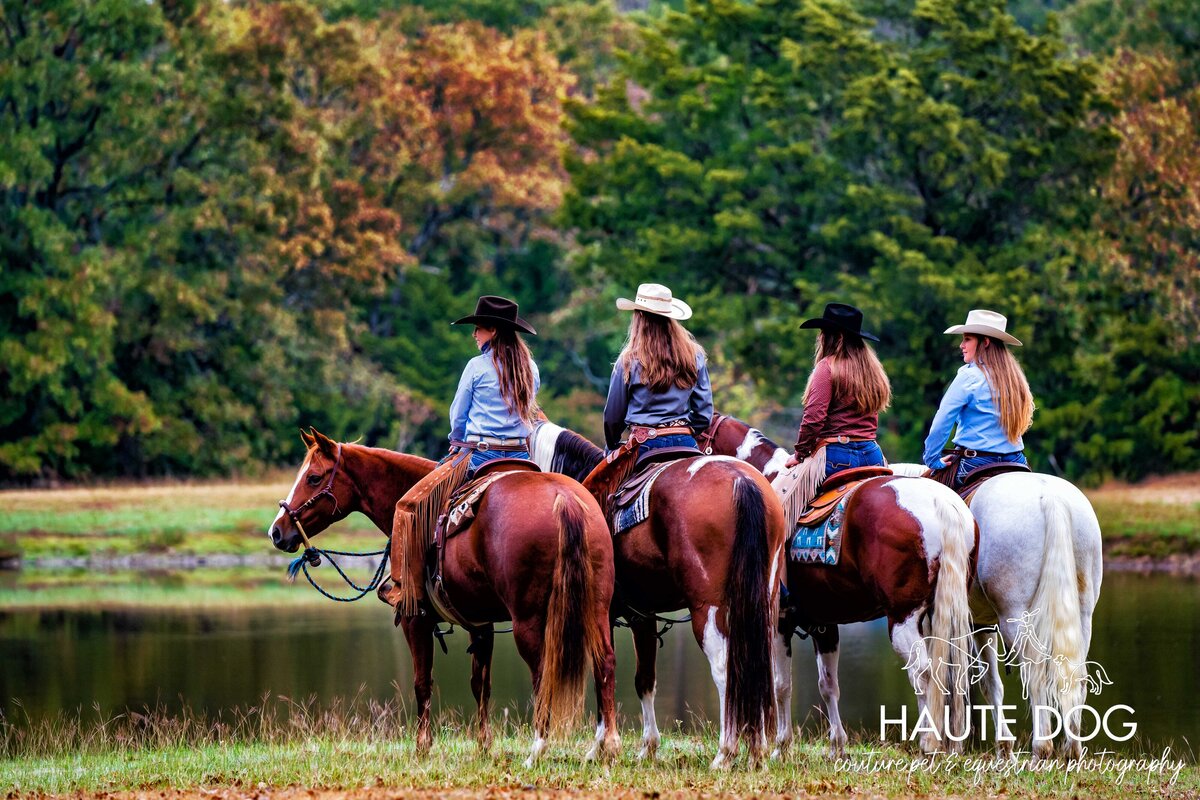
[278,442,344,552]
[695,412,728,455]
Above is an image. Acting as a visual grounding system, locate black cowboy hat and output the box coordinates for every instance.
[452,295,537,335]
[799,302,879,342]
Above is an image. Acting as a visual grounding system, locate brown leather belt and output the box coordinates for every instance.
[820,435,874,446]
[451,438,528,453]
[629,425,693,444]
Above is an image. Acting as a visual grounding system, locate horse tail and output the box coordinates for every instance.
[1026,490,1086,727]
[925,488,974,751]
[536,492,603,736]
[724,475,778,759]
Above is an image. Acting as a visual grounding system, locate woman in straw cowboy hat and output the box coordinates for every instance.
[448,295,541,476]
[603,283,713,456]
[784,302,892,478]
[922,309,1034,487]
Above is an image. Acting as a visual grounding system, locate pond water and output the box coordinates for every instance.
[1,571,1196,753]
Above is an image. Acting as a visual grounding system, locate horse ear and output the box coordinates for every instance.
[300,429,316,448]
[311,428,337,455]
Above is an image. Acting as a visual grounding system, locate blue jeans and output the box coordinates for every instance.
[468,448,529,476]
[636,433,697,458]
[955,451,1026,487]
[824,440,885,478]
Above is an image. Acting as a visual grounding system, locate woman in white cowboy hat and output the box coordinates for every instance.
[603,283,712,455]
[785,302,892,478]
[922,309,1034,487]
[448,295,541,475]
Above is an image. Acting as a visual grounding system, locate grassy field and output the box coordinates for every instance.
[2,472,1196,565]
[2,701,1196,798]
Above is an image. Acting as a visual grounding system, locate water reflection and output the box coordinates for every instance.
[1,572,1195,753]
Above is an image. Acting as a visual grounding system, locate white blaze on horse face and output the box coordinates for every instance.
[687,455,740,478]
[529,421,563,472]
[270,449,314,536]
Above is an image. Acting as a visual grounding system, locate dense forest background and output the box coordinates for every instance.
[2,0,1197,484]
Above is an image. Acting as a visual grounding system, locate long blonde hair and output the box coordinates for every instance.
[803,330,891,415]
[973,335,1034,443]
[490,327,538,426]
[618,311,705,392]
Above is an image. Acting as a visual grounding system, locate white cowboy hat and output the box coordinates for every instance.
[944,309,1022,346]
[616,283,692,321]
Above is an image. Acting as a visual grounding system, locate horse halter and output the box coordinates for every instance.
[278,442,344,552]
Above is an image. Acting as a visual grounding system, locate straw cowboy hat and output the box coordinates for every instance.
[943,309,1022,346]
[799,302,879,342]
[452,295,537,335]
[616,283,692,321]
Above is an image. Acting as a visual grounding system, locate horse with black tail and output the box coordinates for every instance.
[530,421,785,767]
[698,414,977,756]
[268,429,620,765]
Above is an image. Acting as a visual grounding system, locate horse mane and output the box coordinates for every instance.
[551,428,605,483]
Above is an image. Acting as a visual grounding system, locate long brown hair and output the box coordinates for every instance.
[490,327,538,426]
[973,335,1034,443]
[802,330,891,415]
[617,310,705,392]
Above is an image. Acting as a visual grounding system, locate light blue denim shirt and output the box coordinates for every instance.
[922,363,1023,468]
[602,353,713,450]
[448,344,540,442]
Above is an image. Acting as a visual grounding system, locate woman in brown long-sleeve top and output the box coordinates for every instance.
[785,303,891,479]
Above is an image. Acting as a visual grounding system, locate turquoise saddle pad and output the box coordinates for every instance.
[789,495,849,565]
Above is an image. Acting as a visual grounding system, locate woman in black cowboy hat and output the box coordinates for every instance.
[785,303,891,479]
[448,295,540,475]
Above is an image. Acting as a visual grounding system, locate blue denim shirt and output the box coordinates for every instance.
[922,363,1023,468]
[448,343,540,442]
[603,353,713,450]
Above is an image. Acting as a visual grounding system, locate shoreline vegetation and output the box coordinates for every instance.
[1,701,1196,797]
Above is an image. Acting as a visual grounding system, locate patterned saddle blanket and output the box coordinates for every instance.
[788,473,883,566]
[611,462,673,534]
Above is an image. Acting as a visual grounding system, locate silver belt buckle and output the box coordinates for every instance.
[964,448,977,458]
[648,428,658,439]
[476,441,490,452]
[837,435,849,444]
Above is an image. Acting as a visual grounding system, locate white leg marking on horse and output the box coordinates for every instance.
[687,455,740,478]
[585,720,606,761]
[638,689,660,759]
[525,734,548,767]
[815,644,848,756]
[771,632,793,758]
[762,447,791,482]
[269,450,313,535]
[701,605,733,768]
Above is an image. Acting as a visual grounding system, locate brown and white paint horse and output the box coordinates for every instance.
[268,430,620,765]
[529,422,786,767]
[701,415,977,755]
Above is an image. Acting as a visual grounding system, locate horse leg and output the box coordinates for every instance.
[399,614,437,755]
[694,605,735,770]
[889,610,937,754]
[586,621,621,762]
[770,625,794,760]
[974,627,1015,758]
[468,625,495,753]
[512,619,549,767]
[630,617,662,760]
[812,626,848,757]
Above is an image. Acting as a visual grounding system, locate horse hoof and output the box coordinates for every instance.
[638,741,658,761]
[709,751,733,770]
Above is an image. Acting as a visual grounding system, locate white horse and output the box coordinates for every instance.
[888,463,1104,759]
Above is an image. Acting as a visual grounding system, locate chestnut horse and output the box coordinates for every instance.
[268,430,620,765]
[529,421,786,767]
[699,415,977,755]
[888,461,1103,759]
